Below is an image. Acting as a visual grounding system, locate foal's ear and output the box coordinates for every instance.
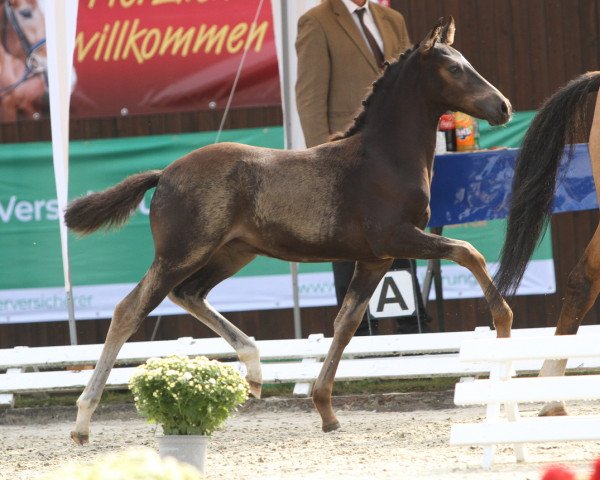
[419,17,444,54]
[440,16,456,45]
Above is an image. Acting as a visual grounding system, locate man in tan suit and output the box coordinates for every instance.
[295,0,411,147]
[296,0,429,335]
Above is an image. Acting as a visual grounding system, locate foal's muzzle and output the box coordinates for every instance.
[485,97,512,126]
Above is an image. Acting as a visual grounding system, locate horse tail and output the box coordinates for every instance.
[65,170,162,236]
[494,71,600,297]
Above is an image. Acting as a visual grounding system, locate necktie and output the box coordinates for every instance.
[355,8,385,69]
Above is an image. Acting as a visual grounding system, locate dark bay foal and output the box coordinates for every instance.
[66,17,512,444]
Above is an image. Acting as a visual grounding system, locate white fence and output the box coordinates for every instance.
[450,328,600,469]
[0,329,490,407]
[2,325,600,415]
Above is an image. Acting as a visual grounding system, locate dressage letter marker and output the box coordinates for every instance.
[369,270,416,318]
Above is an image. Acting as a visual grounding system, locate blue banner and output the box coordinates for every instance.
[430,144,597,227]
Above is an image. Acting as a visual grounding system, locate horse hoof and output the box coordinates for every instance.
[539,402,568,417]
[322,420,341,433]
[248,380,262,399]
[70,431,89,446]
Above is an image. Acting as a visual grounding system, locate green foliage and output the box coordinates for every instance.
[40,447,203,479]
[129,355,249,436]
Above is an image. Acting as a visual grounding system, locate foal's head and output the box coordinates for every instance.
[336,17,511,141]
[417,17,511,126]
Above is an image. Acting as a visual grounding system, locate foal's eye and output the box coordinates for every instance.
[448,65,462,75]
[19,8,33,19]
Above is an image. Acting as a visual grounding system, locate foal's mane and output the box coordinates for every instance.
[331,44,419,141]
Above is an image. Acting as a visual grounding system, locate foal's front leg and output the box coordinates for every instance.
[313,260,391,432]
[446,237,513,337]
[385,226,513,337]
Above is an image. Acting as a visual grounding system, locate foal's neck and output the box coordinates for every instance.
[362,74,441,174]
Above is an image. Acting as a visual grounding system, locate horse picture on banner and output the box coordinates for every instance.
[0,0,47,122]
[64,17,513,445]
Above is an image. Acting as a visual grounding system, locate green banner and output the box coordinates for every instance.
[478,111,537,150]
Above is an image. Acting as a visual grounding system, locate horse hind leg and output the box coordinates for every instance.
[168,242,263,398]
[538,223,600,416]
[71,259,200,445]
[313,259,391,432]
[541,93,600,415]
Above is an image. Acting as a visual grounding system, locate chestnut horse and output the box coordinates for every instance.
[0,38,45,121]
[495,71,600,416]
[0,0,46,67]
[66,18,513,445]
[0,0,46,120]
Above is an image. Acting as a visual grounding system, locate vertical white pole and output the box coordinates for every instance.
[279,0,302,339]
[271,0,321,338]
[271,0,322,337]
[44,0,79,345]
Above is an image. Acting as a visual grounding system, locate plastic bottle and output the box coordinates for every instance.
[454,112,478,151]
[438,112,456,152]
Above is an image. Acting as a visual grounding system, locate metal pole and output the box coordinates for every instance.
[429,226,446,332]
[290,262,302,338]
[422,261,434,308]
[280,0,303,338]
[432,258,445,332]
[214,0,265,144]
[65,286,78,345]
[280,0,293,148]
[408,261,422,334]
[150,316,163,341]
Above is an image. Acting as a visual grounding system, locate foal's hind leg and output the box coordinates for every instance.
[538,224,600,416]
[313,259,391,432]
[71,260,197,445]
[168,243,263,397]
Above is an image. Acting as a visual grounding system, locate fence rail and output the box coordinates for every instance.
[450,328,600,468]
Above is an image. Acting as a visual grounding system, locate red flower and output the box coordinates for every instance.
[590,457,600,480]
[541,465,577,480]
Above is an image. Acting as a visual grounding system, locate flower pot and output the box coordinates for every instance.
[158,434,208,474]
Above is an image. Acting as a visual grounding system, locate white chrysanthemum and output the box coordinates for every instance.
[129,354,249,436]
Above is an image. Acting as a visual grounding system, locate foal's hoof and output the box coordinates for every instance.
[322,420,341,433]
[248,380,262,399]
[70,431,89,446]
[539,402,568,417]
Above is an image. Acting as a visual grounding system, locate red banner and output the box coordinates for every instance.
[72,0,281,117]
[0,0,281,122]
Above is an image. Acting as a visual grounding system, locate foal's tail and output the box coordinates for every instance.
[494,71,600,297]
[65,170,162,236]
